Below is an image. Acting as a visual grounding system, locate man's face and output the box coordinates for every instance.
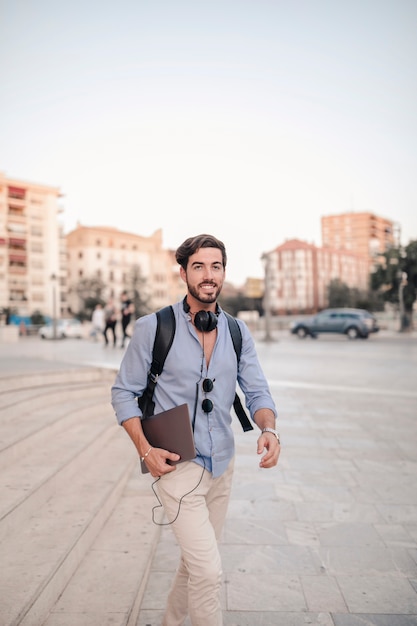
[180,247,225,305]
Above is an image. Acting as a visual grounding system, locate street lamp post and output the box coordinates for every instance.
[51,273,57,340]
[398,270,407,332]
[261,253,273,342]
[393,223,409,332]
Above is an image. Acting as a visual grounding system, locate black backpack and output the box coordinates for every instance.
[138,306,253,432]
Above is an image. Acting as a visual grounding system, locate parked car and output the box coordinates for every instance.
[38,318,83,339]
[290,308,379,340]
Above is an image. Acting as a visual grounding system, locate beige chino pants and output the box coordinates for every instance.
[157,458,234,626]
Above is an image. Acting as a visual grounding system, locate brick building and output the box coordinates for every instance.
[266,239,369,314]
[321,211,395,271]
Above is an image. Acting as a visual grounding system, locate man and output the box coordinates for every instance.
[120,290,134,348]
[111,234,280,626]
[103,297,118,347]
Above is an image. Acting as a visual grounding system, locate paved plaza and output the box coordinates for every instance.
[0,329,416,625]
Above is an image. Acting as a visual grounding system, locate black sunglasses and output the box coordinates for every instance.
[202,378,214,413]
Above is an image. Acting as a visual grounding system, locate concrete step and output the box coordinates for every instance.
[0,379,110,412]
[0,406,116,541]
[0,432,137,626]
[0,368,154,626]
[0,367,114,394]
[0,384,111,443]
[41,472,161,626]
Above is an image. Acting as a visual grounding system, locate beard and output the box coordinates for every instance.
[188,281,222,305]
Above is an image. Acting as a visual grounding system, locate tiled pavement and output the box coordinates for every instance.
[1,331,417,626]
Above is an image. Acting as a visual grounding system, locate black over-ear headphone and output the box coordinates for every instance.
[183,298,218,332]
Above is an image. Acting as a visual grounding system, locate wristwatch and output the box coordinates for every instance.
[262,427,281,444]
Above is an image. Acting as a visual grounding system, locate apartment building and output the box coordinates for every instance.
[0,171,63,321]
[321,211,395,271]
[266,238,369,314]
[65,225,177,313]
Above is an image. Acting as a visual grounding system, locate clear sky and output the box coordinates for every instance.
[1,0,416,285]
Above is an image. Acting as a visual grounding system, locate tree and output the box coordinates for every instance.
[371,240,417,331]
[31,310,45,325]
[218,293,263,318]
[74,276,106,320]
[126,265,152,318]
[327,279,352,308]
[326,279,382,311]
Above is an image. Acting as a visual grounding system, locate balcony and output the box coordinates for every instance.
[9,253,27,263]
[8,221,27,234]
[9,266,27,274]
[8,205,26,217]
[8,186,26,201]
[9,237,27,249]
[10,292,27,301]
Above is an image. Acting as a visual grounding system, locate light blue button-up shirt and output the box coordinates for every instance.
[111,300,277,477]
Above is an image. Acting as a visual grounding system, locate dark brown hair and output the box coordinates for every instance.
[175,234,227,270]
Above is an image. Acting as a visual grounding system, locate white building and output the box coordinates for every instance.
[65,225,177,313]
[0,172,63,321]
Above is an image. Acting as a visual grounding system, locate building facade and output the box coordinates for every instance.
[0,172,183,324]
[0,172,63,322]
[65,225,176,314]
[321,211,395,271]
[266,239,369,314]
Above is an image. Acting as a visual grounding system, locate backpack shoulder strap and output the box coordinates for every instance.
[224,312,254,432]
[224,311,242,362]
[137,306,175,418]
[152,305,176,377]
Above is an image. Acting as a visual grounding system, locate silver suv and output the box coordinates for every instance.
[290,308,379,340]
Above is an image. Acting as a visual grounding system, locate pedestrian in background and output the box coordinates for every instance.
[120,291,134,348]
[90,303,105,341]
[103,298,118,347]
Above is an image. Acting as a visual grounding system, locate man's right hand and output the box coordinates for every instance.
[144,447,181,477]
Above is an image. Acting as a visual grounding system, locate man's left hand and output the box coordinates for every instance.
[257,431,280,468]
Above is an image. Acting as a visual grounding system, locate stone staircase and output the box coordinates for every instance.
[0,368,160,626]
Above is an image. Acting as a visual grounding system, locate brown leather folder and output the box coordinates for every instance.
[140,403,196,474]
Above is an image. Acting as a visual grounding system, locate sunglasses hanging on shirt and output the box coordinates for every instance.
[202,378,214,413]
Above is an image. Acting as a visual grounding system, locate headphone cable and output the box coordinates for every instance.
[150,452,206,526]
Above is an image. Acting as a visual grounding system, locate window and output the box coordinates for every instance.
[8,204,25,217]
[10,290,27,301]
[8,223,27,234]
[9,238,26,251]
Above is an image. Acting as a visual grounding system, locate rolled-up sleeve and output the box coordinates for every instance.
[111,313,157,425]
